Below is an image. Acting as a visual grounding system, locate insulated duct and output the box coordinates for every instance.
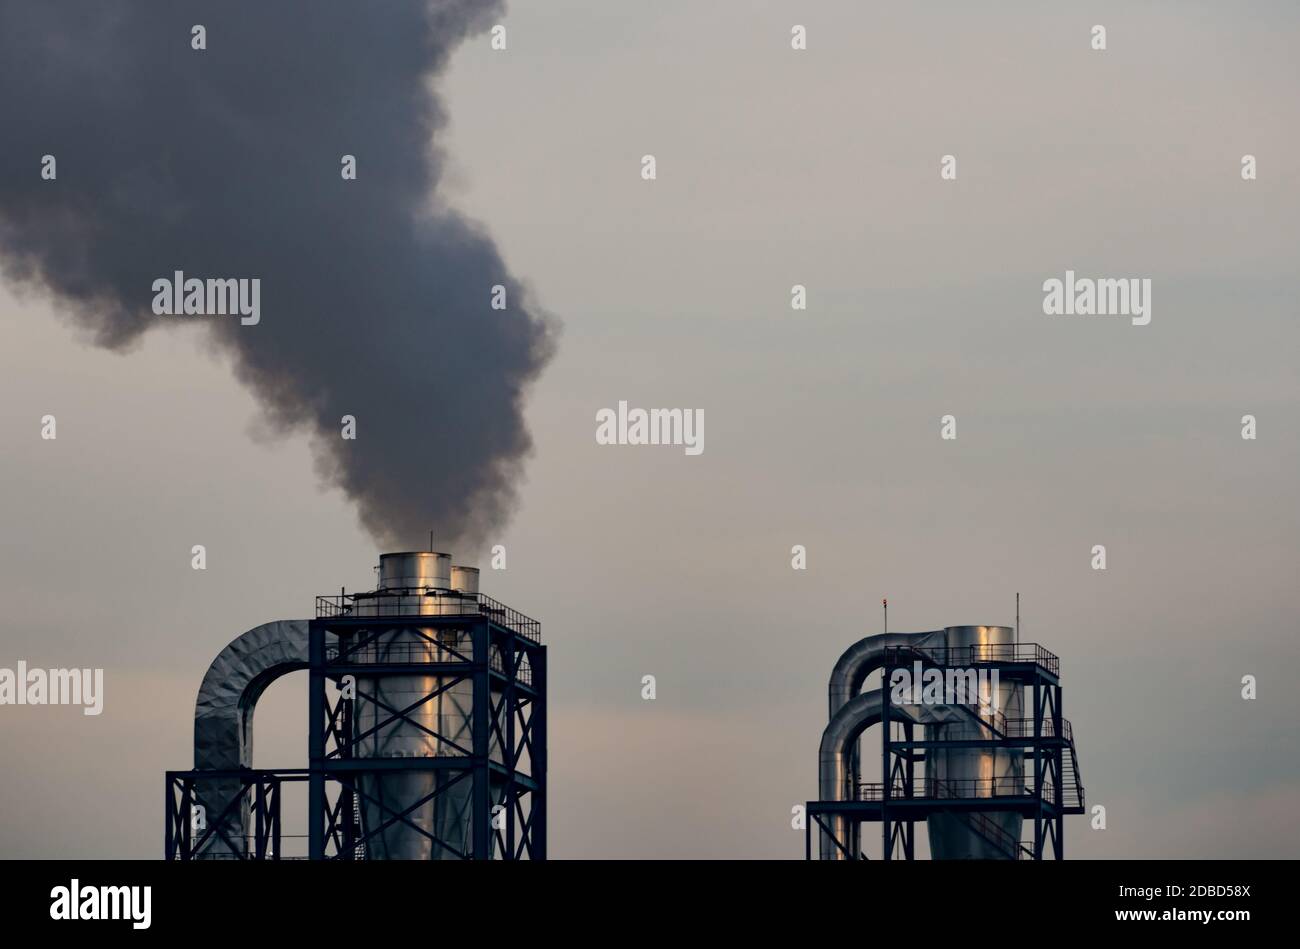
[818,626,1024,859]
[192,619,311,858]
[820,630,944,859]
[175,549,543,861]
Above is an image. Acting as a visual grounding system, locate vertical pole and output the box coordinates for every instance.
[308,624,325,860]
[904,720,915,860]
[271,781,282,861]
[472,620,491,859]
[255,778,266,860]
[1054,683,1064,859]
[1032,670,1043,859]
[165,777,174,860]
[532,644,548,860]
[880,661,890,861]
[505,638,517,859]
[181,780,192,860]
[340,692,355,860]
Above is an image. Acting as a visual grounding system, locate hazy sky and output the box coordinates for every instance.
[1,0,1298,858]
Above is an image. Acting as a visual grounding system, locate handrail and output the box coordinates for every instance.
[858,776,1033,801]
[949,700,1009,738]
[320,637,534,685]
[314,589,541,642]
[883,642,1059,677]
[916,776,1033,859]
[953,809,1034,860]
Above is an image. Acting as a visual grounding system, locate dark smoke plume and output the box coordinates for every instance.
[0,1,555,551]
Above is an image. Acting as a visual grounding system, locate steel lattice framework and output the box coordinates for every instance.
[806,645,1083,860]
[166,603,546,860]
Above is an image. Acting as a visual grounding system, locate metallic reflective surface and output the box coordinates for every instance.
[380,551,452,589]
[820,629,942,859]
[828,630,945,717]
[818,625,1025,859]
[192,619,310,858]
[353,552,477,858]
[188,553,504,860]
[351,551,472,617]
[926,626,1024,859]
[451,565,479,594]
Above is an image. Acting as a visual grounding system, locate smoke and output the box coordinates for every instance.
[0,1,555,552]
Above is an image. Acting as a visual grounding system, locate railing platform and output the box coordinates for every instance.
[314,588,541,642]
[882,642,1059,677]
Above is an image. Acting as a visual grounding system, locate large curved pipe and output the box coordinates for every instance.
[822,630,944,858]
[828,630,945,719]
[818,687,963,858]
[819,689,902,859]
[192,619,310,857]
[820,625,1024,859]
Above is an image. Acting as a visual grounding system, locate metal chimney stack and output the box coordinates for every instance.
[350,552,486,859]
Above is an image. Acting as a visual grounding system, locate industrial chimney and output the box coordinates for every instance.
[350,552,495,859]
[168,550,546,860]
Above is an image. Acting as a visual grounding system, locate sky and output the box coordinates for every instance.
[1,0,1298,859]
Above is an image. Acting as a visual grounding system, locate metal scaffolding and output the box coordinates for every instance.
[166,593,546,860]
[806,642,1084,860]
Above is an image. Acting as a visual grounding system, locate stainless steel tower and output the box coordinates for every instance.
[923,626,1025,859]
[808,622,1083,860]
[167,550,546,860]
[350,552,495,859]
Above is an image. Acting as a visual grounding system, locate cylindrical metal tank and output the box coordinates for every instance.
[451,565,479,594]
[925,625,1024,859]
[352,552,481,859]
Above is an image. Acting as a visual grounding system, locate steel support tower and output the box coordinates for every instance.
[806,642,1083,860]
[166,590,546,860]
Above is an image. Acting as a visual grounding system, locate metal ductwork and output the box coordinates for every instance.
[818,626,1025,859]
[820,689,974,858]
[187,555,491,859]
[827,630,946,718]
[192,619,310,858]
[172,550,546,861]
[819,629,943,859]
